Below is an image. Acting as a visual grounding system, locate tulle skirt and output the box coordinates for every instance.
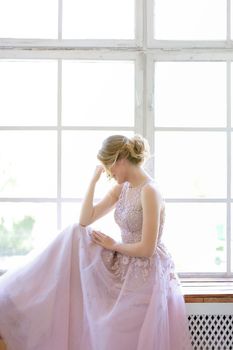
[0,223,192,350]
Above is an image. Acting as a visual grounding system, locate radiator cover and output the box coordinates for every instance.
[186,303,233,350]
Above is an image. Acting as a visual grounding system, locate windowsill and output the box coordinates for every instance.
[1,270,233,303]
[181,278,233,303]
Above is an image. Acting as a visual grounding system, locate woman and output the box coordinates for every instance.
[0,134,192,350]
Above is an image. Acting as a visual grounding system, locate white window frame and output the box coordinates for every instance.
[146,53,233,279]
[0,0,232,279]
[0,51,144,226]
[0,0,143,48]
[147,0,232,49]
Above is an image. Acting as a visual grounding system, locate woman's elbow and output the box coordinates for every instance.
[79,222,87,227]
[141,247,153,258]
[142,244,156,258]
[78,219,90,227]
[145,251,154,258]
[78,216,92,227]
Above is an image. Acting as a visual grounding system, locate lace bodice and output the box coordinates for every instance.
[100,179,169,285]
[114,179,166,246]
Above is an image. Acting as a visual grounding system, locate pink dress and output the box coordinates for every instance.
[0,179,192,350]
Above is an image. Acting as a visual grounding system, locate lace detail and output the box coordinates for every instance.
[101,179,168,285]
[101,249,156,284]
[168,260,181,287]
[114,181,165,244]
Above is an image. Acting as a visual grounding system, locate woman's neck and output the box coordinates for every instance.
[126,167,152,188]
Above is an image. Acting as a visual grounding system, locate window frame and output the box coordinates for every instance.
[147,0,231,49]
[0,0,232,279]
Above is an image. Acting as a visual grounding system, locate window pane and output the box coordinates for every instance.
[63,0,134,39]
[154,62,226,127]
[0,0,58,39]
[0,131,57,197]
[62,61,134,126]
[0,61,57,126]
[62,203,121,242]
[232,3,233,40]
[230,132,233,198]
[0,203,57,271]
[154,132,226,198]
[163,203,226,272]
[231,205,233,272]
[154,0,226,40]
[62,131,133,198]
[231,64,233,126]
[62,203,81,229]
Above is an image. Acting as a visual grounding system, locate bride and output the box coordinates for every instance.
[0,134,192,350]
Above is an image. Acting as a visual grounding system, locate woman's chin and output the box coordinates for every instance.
[116,178,124,185]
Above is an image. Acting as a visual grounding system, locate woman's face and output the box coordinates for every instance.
[106,159,127,184]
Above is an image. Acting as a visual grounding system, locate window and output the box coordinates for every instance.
[0,0,232,279]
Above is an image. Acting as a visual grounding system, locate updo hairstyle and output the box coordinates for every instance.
[97,134,150,175]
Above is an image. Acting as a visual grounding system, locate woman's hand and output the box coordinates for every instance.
[91,230,117,250]
[91,165,105,184]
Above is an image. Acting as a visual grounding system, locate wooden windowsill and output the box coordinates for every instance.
[181,278,233,303]
[0,339,6,350]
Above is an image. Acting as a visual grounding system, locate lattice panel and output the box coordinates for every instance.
[188,314,233,350]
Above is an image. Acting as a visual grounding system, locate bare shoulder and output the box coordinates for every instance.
[141,182,164,207]
[109,183,125,201]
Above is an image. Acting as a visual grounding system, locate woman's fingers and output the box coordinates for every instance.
[92,231,102,242]
[93,230,104,237]
[91,231,107,246]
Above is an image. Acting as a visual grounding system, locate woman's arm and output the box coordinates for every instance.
[79,179,97,226]
[140,184,162,257]
[113,184,162,258]
[79,165,123,226]
[79,165,104,226]
[113,241,148,258]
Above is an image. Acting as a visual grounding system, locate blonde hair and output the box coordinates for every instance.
[97,134,150,175]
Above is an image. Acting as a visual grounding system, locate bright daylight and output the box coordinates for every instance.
[0,1,232,350]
